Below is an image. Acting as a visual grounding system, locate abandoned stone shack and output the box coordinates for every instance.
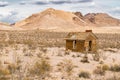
[65,30,98,53]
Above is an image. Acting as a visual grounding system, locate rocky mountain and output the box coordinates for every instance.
[74,12,120,27]
[83,13,120,26]
[14,8,120,31]
[6,8,118,31]
[14,8,87,31]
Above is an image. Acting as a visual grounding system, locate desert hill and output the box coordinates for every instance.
[14,8,86,31]
[0,22,23,30]
[84,13,120,26]
[74,12,120,26]
[0,22,15,30]
[14,8,120,31]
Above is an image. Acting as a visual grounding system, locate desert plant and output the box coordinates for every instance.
[65,50,70,55]
[78,70,91,79]
[72,54,76,58]
[0,68,10,75]
[102,64,109,71]
[106,73,120,80]
[7,64,17,74]
[29,58,51,79]
[23,77,30,80]
[93,66,105,76]
[0,68,10,80]
[81,54,89,63]
[58,59,75,79]
[99,60,104,64]
[99,52,108,60]
[110,64,120,72]
[93,53,100,61]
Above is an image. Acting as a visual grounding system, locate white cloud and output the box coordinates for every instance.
[0,0,120,23]
[19,0,93,5]
[108,7,120,19]
[112,7,120,11]
[0,1,9,7]
[0,10,19,23]
[90,2,95,6]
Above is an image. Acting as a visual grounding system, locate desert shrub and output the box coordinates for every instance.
[0,44,4,50]
[77,54,81,57]
[57,53,63,57]
[23,48,27,53]
[29,58,51,79]
[93,53,100,61]
[0,68,10,80]
[102,64,109,71]
[0,68,10,75]
[65,50,70,55]
[103,48,117,53]
[81,54,89,63]
[37,52,42,58]
[78,71,91,79]
[93,66,105,76]
[7,64,17,74]
[23,77,30,80]
[58,59,75,79]
[0,77,10,80]
[41,48,47,53]
[24,52,33,56]
[110,64,120,72]
[106,76,120,80]
[99,52,108,60]
[72,54,76,58]
[99,60,104,64]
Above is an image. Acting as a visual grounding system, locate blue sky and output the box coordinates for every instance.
[0,0,120,23]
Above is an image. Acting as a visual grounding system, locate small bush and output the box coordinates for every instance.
[58,59,75,77]
[102,64,109,71]
[77,54,81,57]
[110,64,120,72]
[78,71,91,79]
[72,55,76,58]
[93,54,100,61]
[99,60,104,64]
[65,50,70,55]
[81,54,89,63]
[106,76,120,80]
[30,58,51,78]
[23,77,30,80]
[7,64,17,74]
[93,66,105,76]
[0,68,10,75]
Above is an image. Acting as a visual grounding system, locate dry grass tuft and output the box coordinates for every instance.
[78,70,91,79]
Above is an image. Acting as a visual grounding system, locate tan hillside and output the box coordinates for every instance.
[0,22,10,26]
[0,22,16,30]
[84,13,120,26]
[12,8,120,32]
[0,22,23,30]
[14,8,87,31]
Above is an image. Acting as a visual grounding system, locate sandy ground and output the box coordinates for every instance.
[51,26,120,33]
[0,44,120,80]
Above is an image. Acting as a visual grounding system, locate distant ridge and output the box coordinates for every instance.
[83,13,120,26]
[14,8,87,31]
[0,8,120,31]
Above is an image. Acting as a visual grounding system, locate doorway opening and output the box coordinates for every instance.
[89,41,92,51]
[73,40,76,49]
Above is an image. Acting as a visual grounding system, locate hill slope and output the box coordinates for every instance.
[83,13,120,26]
[0,22,17,30]
[13,8,120,32]
[14,8,87,31]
